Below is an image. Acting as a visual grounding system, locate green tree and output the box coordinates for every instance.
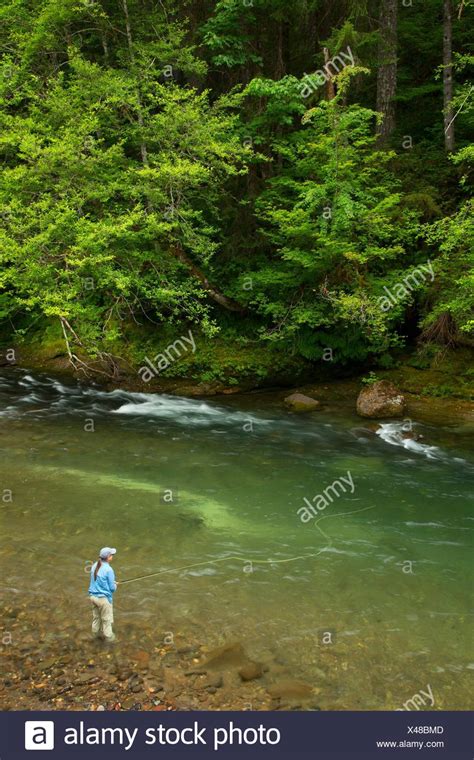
[241,69,423,363]
[0,1,248,369]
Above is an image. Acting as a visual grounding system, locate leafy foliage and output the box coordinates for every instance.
[0,0,472,379]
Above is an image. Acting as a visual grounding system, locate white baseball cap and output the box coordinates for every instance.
[99,547,117,559]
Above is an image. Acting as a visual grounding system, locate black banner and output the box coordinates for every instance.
[1,710,472,759]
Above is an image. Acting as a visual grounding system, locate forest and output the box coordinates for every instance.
[0,0,472,388]
[1,1,474,719]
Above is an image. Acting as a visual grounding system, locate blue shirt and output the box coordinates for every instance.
[89,561,117,604]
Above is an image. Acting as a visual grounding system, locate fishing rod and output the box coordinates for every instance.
[119,505,375,585]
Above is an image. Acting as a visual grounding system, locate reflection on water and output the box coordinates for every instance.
[0,369,473,709]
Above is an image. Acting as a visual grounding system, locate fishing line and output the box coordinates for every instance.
[120,505,376,585]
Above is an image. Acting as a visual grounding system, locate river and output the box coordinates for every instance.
[0,368,472,710]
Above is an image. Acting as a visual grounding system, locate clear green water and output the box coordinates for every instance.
[0,369,473,709]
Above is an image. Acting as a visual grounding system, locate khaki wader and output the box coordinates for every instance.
[90,595,115,642]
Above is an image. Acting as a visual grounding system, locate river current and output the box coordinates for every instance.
[0,369,472,709]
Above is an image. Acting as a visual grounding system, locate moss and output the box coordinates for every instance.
[3,317,310,387]
[375,347,474,401]
[3,318,473,400]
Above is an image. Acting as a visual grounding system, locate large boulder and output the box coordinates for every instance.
[356,380,405,419]
[284,393,321,413]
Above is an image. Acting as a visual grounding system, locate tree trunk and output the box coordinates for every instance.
[323,48,336,100]
[172,247,246,313]
[275,21,285,78]
[443,0,455,151]
[121,0,149,168]
[376,0,398,142]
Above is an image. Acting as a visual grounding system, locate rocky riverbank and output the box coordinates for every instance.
[0,598,325,712]
[2,592,469,712]
[1,331,472,404]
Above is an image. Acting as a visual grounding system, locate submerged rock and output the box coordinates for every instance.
[356,381,405,419]
[204,674,223,689]
[238,662,263,682]
[202,642,247,671]
[267,679,314,701]
[39,658,57,672]
[129,650,150,668]
[73,673,98,685]
[284,393,321,413]
[401,430,423,441]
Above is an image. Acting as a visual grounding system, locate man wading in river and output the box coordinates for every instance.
[88,547,118,643]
